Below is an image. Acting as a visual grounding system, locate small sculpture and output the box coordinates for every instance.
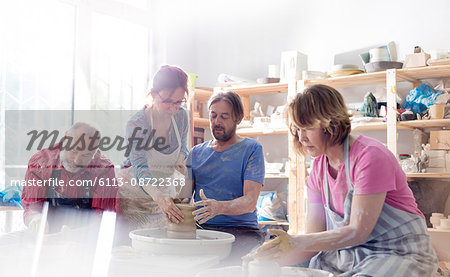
[250,101,264,123]
[415,147,429,173]
[361,92,378,117]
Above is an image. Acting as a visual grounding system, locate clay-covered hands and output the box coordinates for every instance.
[193,189,223,224]
[154,197,184,223]
[253,229,297,260]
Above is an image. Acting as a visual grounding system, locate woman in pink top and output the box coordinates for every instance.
[253,84,437,276]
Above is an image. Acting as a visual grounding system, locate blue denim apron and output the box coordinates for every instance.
[309,136,437,277]
[46,169,92,209]
[46,169,94,232]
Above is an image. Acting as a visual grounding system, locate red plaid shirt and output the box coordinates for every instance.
[21,143,118,224]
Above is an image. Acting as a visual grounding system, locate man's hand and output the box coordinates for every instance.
[154,197,184,223]
[28,213,49,235]
[253,229,297,260]
[193,189,223,224]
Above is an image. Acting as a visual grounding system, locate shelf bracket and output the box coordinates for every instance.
[397,73,420,83]
[396,72,420,86]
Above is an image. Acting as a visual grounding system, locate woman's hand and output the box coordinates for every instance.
[253,229,297,260]
[154,197,184,223]
[193,189,223,224]
[174,163,187,176]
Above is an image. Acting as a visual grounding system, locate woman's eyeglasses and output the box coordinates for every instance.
[290,124,318,136]
[161,98,186,106]
[158,92,187,106]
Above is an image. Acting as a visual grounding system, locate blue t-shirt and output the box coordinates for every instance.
[188,138,264,229]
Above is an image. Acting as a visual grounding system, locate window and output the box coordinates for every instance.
[0,0,152,190]
[90,12,149,110]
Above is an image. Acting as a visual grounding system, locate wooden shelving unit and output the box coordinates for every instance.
[428,228,450,233]
[351,121,413,132]
[407,173,450,179]
[301,70,387,88]
[236,127,289,137]
[193,117,210,129]
[264,174,289,179]
[224,83,289,96]
[398,118,450,129]
[192,87,214,103]
[258,220,289,226]
[0,206,22,211]
[301,64,450,89]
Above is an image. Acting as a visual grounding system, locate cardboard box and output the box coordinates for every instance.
[404,53,430,68]
[430,130,450,150]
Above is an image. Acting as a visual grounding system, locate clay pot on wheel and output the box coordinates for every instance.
[166,203,197,239]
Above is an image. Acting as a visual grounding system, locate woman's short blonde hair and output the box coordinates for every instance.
[288,84,351,154]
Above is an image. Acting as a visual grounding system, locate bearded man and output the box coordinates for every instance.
[187,91,265,265]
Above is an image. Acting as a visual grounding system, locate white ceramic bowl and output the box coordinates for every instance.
[432,213,445,218]
[130,228,235,260]
[364,61,403,73]
[440,219,450,229]
[431,216,442,228]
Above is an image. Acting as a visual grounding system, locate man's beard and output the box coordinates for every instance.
[59,151,83,173]
[212,125,236,142]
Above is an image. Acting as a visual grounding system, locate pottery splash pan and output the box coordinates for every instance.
[129,228,235,260]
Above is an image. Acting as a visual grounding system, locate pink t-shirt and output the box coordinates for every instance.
[306,135,423,218]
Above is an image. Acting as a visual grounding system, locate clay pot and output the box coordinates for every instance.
[430,104,445,119]
[166,203,197,239]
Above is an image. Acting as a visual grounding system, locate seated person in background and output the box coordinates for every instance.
[187,91,265,265]
[21,122,117,234]
[252,84,437,277]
